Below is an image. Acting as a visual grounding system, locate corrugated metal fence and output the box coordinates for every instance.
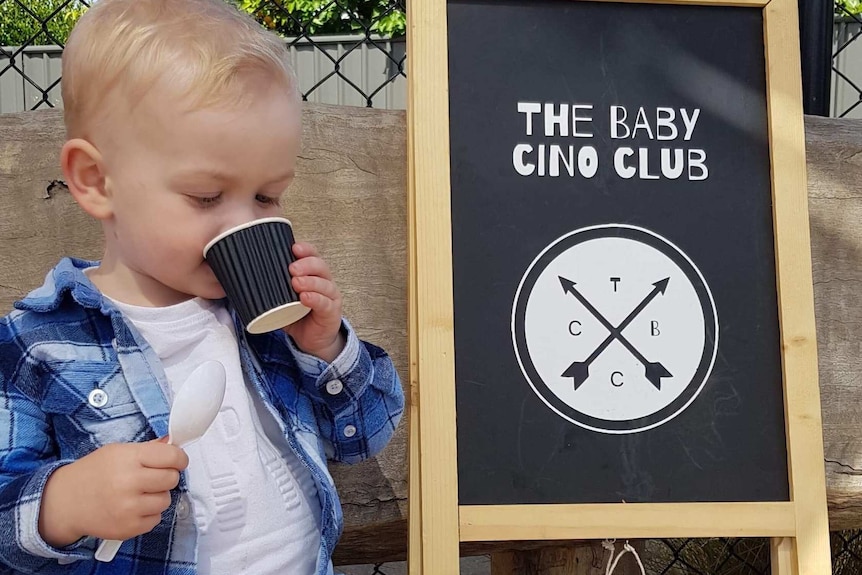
[0,35,406,113]
[4,22,862,116]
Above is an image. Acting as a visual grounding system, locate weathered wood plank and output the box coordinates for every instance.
[805,115,862,531]
[0,109,860,564]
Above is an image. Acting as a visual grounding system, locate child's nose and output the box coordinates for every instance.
[221,206,260,232]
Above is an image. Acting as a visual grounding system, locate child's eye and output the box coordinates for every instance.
[256,194,281,207]
[193,194,222,209]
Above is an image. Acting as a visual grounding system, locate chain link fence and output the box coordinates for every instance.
[3,0,862,116]
[644,532,861,575]
[1,1,861,573]
[0,0,406,111]
[833,2,862,117]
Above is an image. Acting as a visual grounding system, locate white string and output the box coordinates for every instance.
[602,539,646,575]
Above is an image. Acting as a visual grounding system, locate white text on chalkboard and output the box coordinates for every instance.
[513,102,709,181]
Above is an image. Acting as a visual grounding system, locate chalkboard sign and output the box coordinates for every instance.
[451,0,786,506]
[408,0,830,573]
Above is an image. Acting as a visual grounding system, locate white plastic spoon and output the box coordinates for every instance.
[94,360,227,563]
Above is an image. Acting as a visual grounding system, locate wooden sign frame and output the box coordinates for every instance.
[407,0,831,573]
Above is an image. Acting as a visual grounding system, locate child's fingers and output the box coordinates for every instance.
[291,275,340,301]
[138,442,189,471]
[138,512,165,535]
[299,291,339,316]
[138,491,171,517]
[138,492,173,517]
[291,242,319,259]
[139,468,182,493]
[289,256,331,281]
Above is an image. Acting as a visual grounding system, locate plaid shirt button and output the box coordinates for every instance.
[88,389,109,408]
[177,497,190,520]
[325,380,344,395]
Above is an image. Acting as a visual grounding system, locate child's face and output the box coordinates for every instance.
[97,79,302,306]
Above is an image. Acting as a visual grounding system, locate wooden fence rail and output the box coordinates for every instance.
[0,107,860,565]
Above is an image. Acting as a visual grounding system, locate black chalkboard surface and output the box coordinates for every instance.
[448,0,789,505]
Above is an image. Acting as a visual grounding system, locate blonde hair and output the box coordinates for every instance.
[61,0,299,137]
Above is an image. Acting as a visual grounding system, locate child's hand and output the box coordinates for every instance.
[285,242,346,363]
[39,438,188,548]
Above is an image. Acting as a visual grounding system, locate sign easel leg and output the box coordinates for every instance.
[770,537,798,575]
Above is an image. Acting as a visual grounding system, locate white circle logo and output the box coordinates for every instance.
[512,224,719,434]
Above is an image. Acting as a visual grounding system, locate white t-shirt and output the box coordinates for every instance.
[109,296,322,575]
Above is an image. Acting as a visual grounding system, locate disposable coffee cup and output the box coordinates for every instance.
[203,217,311,334]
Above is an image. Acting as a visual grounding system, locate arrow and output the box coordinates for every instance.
[620,278,669,328]
[559,276,672,390]
[558,277,618,335]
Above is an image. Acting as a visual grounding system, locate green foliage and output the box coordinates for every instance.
[836,0,862,17]
[0,0,405,47]
[0,0,87,46]
[234,0,406,38]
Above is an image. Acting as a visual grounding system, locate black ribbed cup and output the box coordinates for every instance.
[203,217,310,334]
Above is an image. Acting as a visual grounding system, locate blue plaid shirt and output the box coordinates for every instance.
[0,258,404,575]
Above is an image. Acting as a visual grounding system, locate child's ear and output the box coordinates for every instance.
[61,138,113,220]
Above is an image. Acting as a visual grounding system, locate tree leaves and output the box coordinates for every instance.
[234,0,406,38]
[0,0,87,46]
[836,0,862,17]
[0,0,406,47]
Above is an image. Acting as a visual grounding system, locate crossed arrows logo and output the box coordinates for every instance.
[559,276,672,391]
